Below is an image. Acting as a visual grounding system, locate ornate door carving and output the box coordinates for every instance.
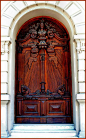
[15,17,72,123]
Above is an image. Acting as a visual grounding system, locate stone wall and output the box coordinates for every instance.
[1,1,85,138]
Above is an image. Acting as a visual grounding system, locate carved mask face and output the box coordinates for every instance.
[31,30,37,39]
[48,29,54,38]
[40,22,44,29]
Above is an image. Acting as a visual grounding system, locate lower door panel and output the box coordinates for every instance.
[16,98,72,124]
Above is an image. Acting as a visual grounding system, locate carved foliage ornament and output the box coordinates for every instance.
[16,18,69,46]
[16,18,69,69]
[20,84,67,98]
[16,17,70,97]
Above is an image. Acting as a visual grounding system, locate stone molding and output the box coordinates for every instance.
[74,35,85,54]
[74,35,85,40]
[1,37,12,41]
[1,37,12,54]
[1,1,85,37]
[76,93,85,103]
[1,94,10,101]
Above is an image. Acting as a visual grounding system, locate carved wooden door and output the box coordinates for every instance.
[15,17,72,124]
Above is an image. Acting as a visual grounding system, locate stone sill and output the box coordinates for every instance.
[1,94,10,101]
[76,93,85,103]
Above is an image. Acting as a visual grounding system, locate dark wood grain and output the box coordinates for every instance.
[15,16,72,124]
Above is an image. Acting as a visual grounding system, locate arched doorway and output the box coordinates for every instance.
[15,16,73,124]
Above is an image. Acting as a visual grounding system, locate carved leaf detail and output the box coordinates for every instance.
[28,57,37,69]
[49,56,57,68]
[57,84,66,96]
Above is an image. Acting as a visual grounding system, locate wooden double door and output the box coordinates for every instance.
[15,17,72,124]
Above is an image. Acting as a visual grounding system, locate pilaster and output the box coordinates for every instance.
[74,35,85,94]
[74,35,85,138]
[76,94,85,138]
[1,37,11,138]
[1,95,10,138]
[1,37,12,94]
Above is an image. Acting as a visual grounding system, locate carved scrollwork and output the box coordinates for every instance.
[21,85,30,95]
[35,90,40,95]
[28,45,38,69]
[57,84,66,96]
[16,18,70,95]
[20,83,67,98]
[17,18,69,51]
[31,45,38,53]
[47,42,58,68]
[48,28,55,38]
[16,17,71,105]
[28,57,37,69]
[30,29,37,39]
[49,56,57,68]
[47,47,54,53]
[46,90,52,95]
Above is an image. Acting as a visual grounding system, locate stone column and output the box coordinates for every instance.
[1,95,10,138]
[74,35,85,138]
[1,38,11,94]
[76,94,85,138]
[1,37,11,138]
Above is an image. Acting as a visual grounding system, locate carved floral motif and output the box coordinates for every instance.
[17,18,69,52]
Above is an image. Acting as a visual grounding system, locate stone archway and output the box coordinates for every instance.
[8,7,77,134]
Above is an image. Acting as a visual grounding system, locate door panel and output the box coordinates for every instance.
[15,16,72,124]
[23,100,40,116]
[47,100,65,115]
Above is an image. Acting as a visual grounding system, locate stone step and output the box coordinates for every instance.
[13,124,75,130]
[9,132,78,138]
[8,124,78,138]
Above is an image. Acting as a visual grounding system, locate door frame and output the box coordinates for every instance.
[15,16,73,124]
[7,5,78,134]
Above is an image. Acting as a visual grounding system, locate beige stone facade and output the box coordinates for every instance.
[1,1,85,138]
